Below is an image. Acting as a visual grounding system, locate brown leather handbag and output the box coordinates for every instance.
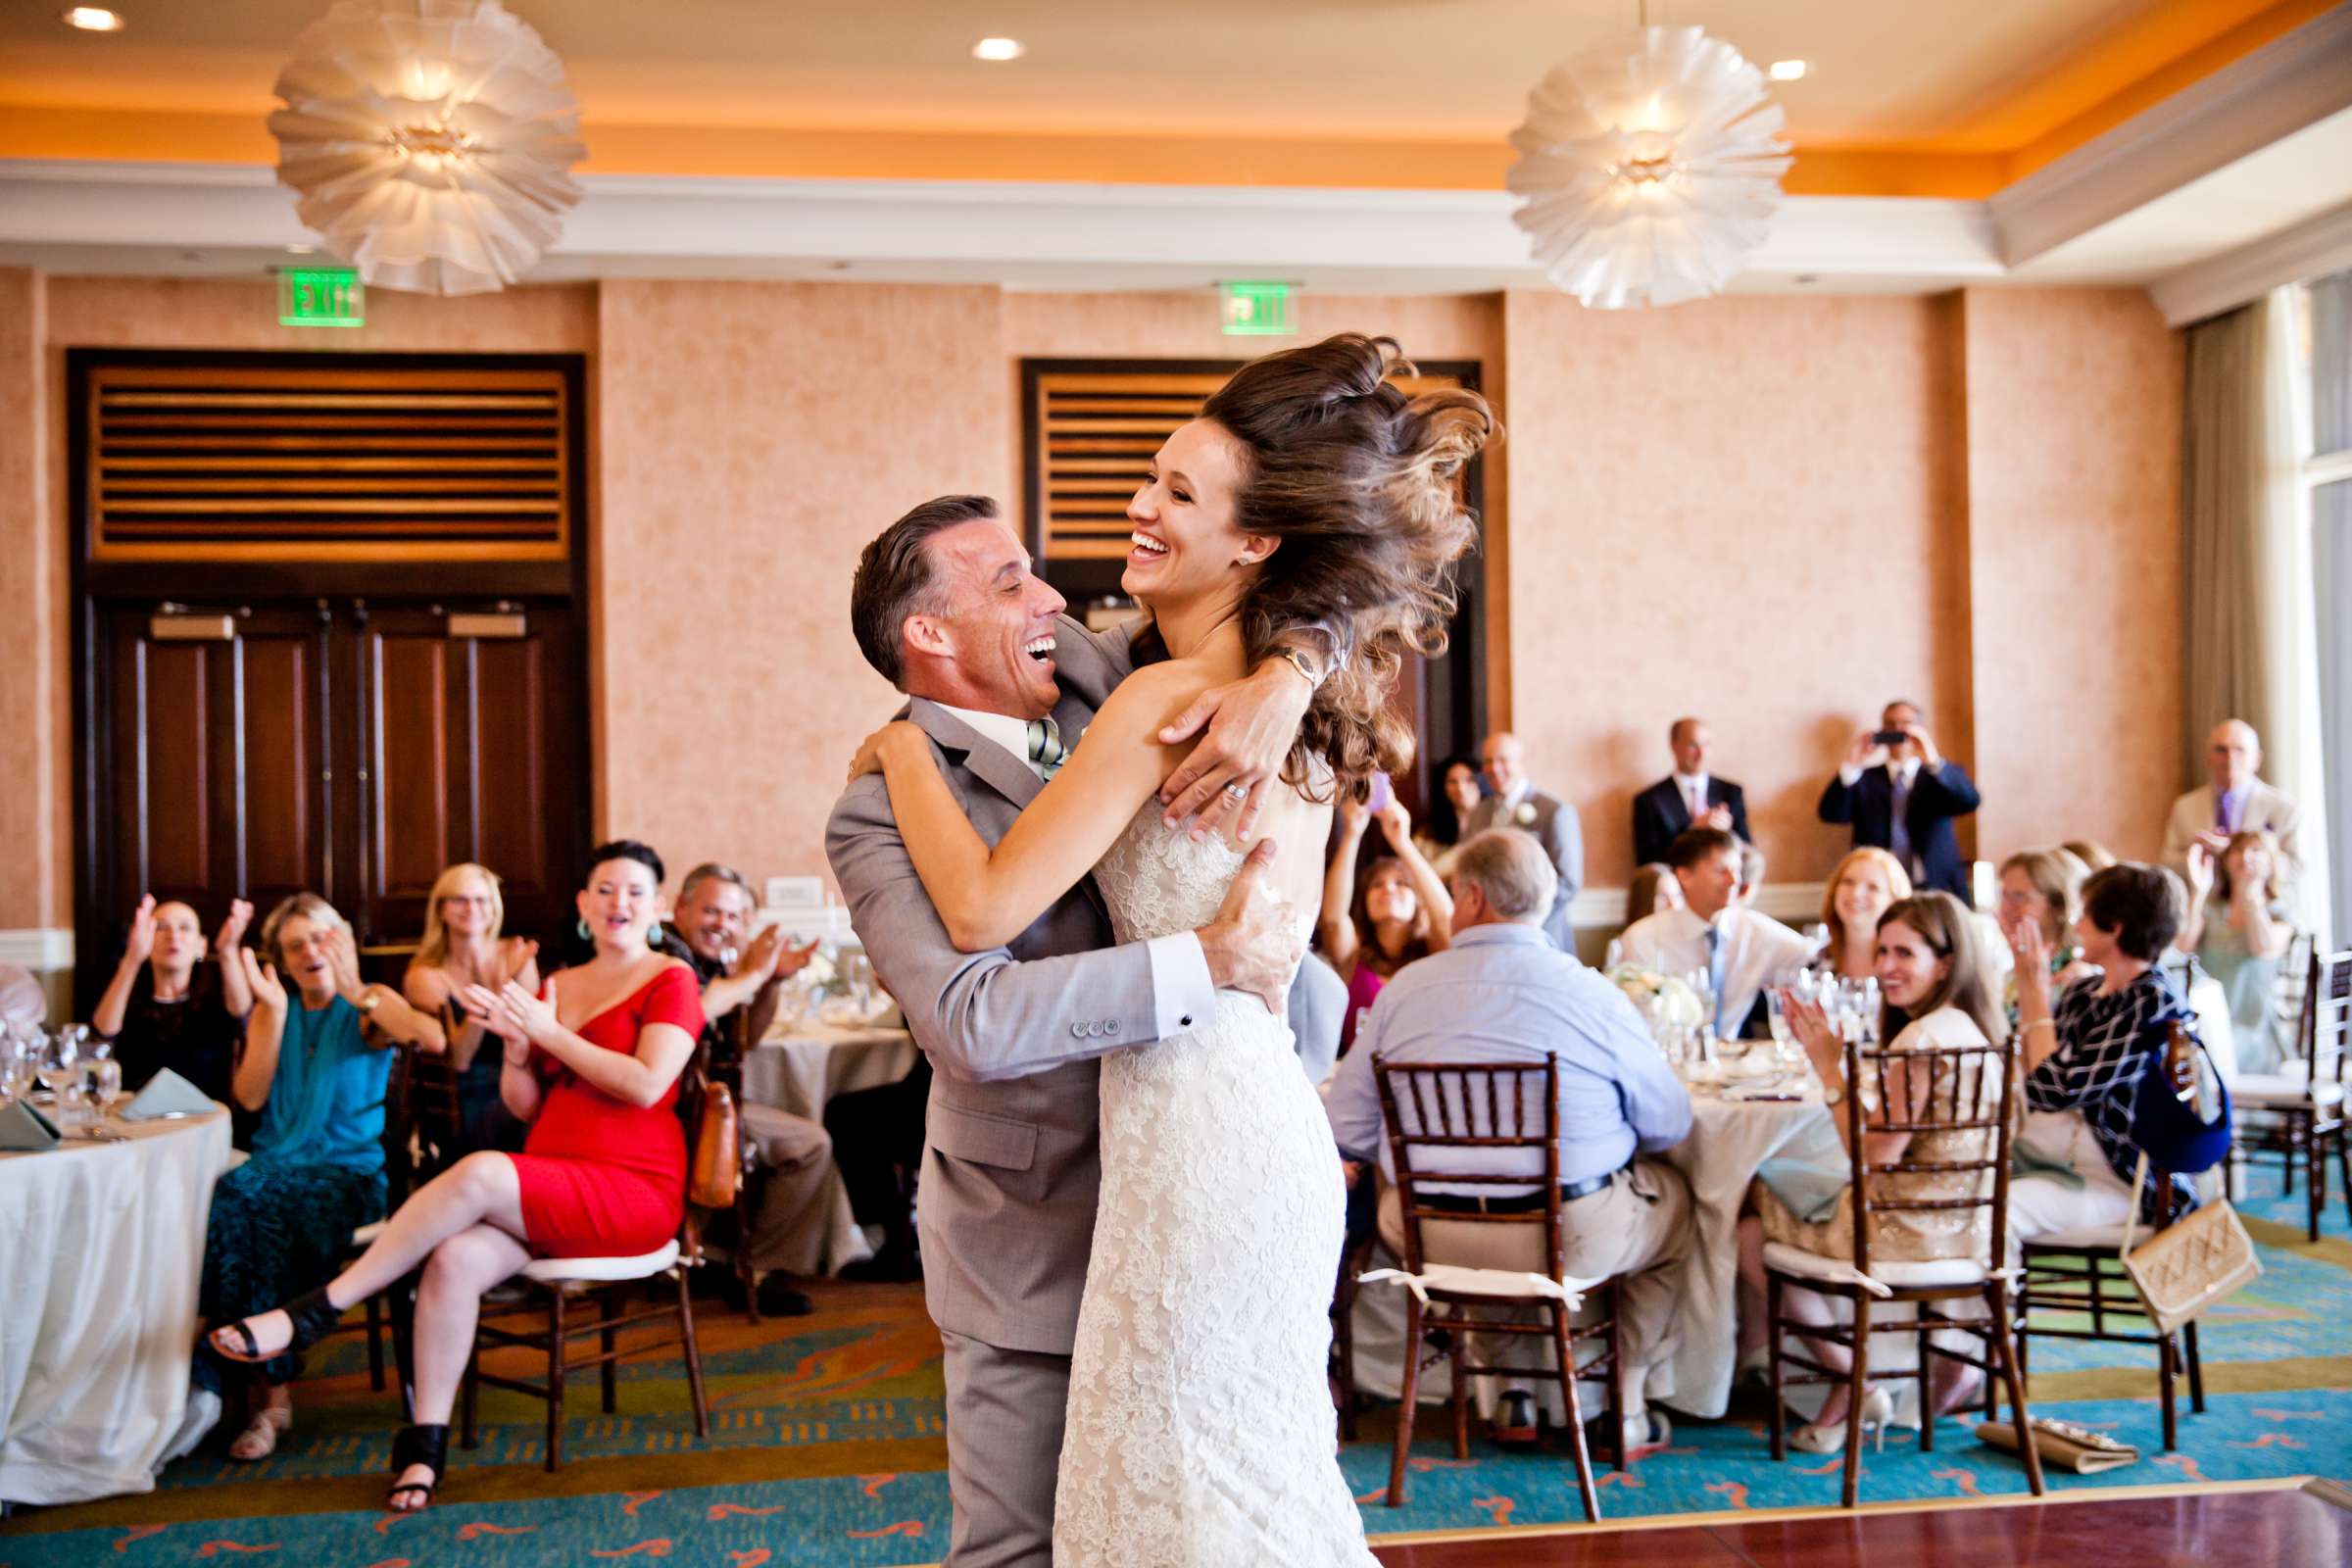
[688,1073,743,1209]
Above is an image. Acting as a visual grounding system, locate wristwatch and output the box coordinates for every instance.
[1821,1083,1843,1105]
[355,989,381,1016]
[1279,648,1326,691]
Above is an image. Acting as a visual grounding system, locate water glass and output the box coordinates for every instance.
[87,1055,124,1117]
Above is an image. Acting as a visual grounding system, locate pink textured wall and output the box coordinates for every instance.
[0,272,2185,951]
[597,280,1009,888]
[0,270,55,930]
[1499,289,1972,891]
[1960,287,2184,864]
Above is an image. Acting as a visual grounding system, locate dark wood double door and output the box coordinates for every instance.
[81,598,585,1001]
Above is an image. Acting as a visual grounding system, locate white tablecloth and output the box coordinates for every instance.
[1657,1067,1838,1418]
[742,1020,920,1275]
[0,1107,232,1504]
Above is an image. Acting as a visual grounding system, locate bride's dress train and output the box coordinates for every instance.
[1053,802,1375,1566]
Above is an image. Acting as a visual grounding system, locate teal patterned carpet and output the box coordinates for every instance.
[5,1187,2346,1565]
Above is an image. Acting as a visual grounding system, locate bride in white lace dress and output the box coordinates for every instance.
[852,334,1494,1563]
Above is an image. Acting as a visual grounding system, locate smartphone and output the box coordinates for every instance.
[1873,729,1909,746]
[1366,770,1394,815]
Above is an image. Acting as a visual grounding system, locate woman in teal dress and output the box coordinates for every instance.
[2180,829,2293,1075]
[197,893,444,1460]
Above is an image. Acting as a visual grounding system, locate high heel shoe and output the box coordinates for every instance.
[1788,1387,1894,1453]
[210,1286,343,1365]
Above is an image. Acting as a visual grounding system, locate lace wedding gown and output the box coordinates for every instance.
[1054,802,1376,1566]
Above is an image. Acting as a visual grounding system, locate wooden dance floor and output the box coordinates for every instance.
[1369,1478,2352,1567]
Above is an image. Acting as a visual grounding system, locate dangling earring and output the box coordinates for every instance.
[647,922,666,950]
[575,918,592,943]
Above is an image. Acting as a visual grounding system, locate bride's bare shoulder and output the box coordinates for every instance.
[1092,657,1214,739]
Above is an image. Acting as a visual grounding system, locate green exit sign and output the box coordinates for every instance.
[279,268,364,328]
[1222,280,1295,336]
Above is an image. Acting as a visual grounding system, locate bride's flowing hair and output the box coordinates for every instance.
[1200,332,1495,795]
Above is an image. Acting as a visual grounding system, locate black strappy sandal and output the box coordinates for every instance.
[386,1423,449,1511]
[211,1285,343,1364]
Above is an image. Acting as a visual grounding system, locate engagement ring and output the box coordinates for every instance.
[1223,782,1249,801]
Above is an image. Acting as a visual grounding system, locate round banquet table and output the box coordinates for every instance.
[743,1017,921,1275]
[0,1106,232,1505]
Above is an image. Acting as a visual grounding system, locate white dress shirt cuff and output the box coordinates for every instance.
[1146,933,1218,1038]
[1838,764,1863,787]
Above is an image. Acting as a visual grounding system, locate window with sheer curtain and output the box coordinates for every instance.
[2292,270,2352,949]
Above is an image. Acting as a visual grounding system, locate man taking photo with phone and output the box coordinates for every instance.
[1817,698,1981,899]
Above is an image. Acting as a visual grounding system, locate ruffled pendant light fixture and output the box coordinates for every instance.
[1506,21,1791,309]
[269,0,586,295]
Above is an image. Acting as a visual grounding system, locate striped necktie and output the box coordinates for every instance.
[1024,715,1067,778]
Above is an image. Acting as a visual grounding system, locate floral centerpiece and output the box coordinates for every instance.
[1607,963,1705,1033]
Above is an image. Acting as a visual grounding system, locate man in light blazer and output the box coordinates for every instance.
[1461,730,1582,947]
[1631,716,1751,868]
[825,496,1324,1568]
[2161,717,2303,885]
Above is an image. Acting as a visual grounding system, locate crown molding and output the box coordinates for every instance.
[2150,197,2352,325]
[1990,4,2352,269]
[0,158,1999,294]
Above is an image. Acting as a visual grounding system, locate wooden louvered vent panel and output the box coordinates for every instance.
[1027,365,1470,563]
[87,363,571,563]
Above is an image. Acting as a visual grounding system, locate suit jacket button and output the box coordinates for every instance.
[1106,1019,1120,1036]
[1070,1023,1086,1039]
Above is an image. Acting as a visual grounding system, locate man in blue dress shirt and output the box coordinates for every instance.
[1324,827,1693,1458]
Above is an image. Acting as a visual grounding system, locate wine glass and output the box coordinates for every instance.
[87,1054,124,1118]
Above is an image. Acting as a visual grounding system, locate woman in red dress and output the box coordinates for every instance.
[208,840,704,1512]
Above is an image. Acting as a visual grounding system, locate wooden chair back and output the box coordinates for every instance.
[2294,947,2352,1089]
[1841,1028,2018,1281]
[1371,1055,1563,1280]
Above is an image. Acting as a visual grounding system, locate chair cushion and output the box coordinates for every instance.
[1764,1240,1988,1290]
[2232,1073,2344,1108]
[519,1240,680,1284]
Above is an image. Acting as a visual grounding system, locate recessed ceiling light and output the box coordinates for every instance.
[63,6,125,29]
[284,243,317,255]
[971,37,1024,62]
[1768,59,1809,81]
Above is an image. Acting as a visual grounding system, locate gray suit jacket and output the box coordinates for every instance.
[824,614,1318,1356]
[2161,780,2303,885]
[1463,785,1584,948]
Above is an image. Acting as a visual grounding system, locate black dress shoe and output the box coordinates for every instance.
[1490,1390,1539,1446]
[756,1276,815,1317]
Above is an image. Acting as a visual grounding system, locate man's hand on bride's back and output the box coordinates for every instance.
[1195,840,1304,1014]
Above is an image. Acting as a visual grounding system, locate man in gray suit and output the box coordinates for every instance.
[1461,730,1583,948]
[826,496,1325,1568]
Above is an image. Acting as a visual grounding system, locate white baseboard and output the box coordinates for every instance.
[0,929,74,970]
[1571,882,1825,931]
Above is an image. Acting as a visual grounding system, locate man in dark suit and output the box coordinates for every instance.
[1631,716,1750,867]
[1816,699,1981,899]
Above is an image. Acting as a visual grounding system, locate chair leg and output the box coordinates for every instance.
[1766,1272,1788,1462]
[1986,1288,2043,1496]
[1916,1310,1935,1453]
[366,1296,385,1392]
[2185,1316,2206,1413]
[546,1288,566,1472]
[1446,1329,1468,1461]
[2158,1332,2180,1453]
[1605,1282,1626,1472]
[1550,1298,1599,1524]
[601,1289,621,1416]
[461,1342,480,1450]
[676,1266,710,1440]
[1840,1294,1872,1510]
[1387,1296,1423,1507]
[2309,1115,2326,1244]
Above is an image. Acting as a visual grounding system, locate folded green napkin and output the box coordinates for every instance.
[0,1098,61,1152]
[122,1065,216,1120]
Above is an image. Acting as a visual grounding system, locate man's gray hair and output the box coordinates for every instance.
[678,861,756,908]
[1451,828,1558,924]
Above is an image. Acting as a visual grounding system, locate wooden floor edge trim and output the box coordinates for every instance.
[2306,1476,2352,1512]
[1355,1473,2319,1546]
